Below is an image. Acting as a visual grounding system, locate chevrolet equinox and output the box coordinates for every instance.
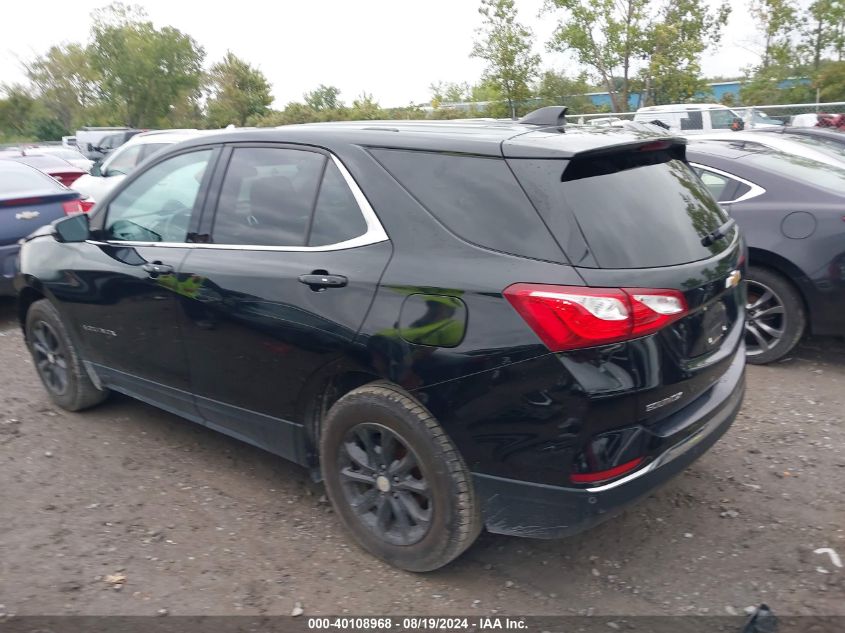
[16,110,746,571]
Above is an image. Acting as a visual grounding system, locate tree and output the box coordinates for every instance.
[304,85,342,111]
[546,0,650,112]
[89,3,205,127]
[643,0,730,105]
[0,85,36,137]
[25,44,101,131]
[749,0,799,69]
[349,92,382,120]
[429,81,471,106]
[206,52,273,127]
[471,0,540,119]
[534,70,595,113]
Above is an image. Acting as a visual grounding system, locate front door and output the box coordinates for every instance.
[177,145,391,461]
[63,147,218,415]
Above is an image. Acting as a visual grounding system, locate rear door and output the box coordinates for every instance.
[177,144,391,461]
[506,141,745,424]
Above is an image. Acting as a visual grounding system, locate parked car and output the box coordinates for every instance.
[633,103,746,133]
[15,117,746,571]
[72,130,206,206]
[1,161,84,295]
[26,145,94,172]
[75,127,142,160]
[687,140,845,363]
[759,125,845,153]
[693,130,845,169]
[0,151,86,187]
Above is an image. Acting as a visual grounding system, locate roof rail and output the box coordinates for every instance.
[518,106,568,128]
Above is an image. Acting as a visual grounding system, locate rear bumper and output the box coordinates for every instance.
[0,243,20,296]
[473,346,745,539]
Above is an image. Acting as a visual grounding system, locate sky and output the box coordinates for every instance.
[1,0,779,109]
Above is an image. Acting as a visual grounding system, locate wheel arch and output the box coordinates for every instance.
[747,247,812,322]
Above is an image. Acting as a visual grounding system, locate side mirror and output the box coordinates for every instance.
[53,212,90,243]
[90,161,102,177]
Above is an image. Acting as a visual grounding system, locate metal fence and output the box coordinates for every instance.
[566,101,845,127]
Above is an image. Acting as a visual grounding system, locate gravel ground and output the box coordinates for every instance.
[0,297,843,617]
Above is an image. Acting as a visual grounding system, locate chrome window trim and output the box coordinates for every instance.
[689,162,766,204]
[91,153,389,252]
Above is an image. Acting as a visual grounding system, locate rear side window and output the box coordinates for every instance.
[681,110,703,131]
[212,147,325,246]
[308,161,368,246]
[509,150,732,269]
[370,149,564,262]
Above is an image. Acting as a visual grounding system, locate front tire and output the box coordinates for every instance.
[25,299,109,411]
[320,382,481,572]
[744,267,806,365]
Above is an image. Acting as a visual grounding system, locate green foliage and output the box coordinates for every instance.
[535,71,596,113]
[89,2,205,127]
[206,52,273,127]
[547,0,651,112]
[0,85,36,136]
[643,0,731,105]
[817,60,845,100]
[25,44,100,131]
[304,85,343,111]
[471,0,540,119]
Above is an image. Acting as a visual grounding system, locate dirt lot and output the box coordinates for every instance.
[0,297,843,618]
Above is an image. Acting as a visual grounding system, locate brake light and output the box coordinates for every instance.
[570,457,644,484]
[79,199,95,213]
[53,172,82,187]
[504,284,688,351]
[61,200,84,214]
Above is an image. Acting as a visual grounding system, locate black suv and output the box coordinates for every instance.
[16,114,746,571]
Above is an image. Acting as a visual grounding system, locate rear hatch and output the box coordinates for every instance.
[504,131,744,423]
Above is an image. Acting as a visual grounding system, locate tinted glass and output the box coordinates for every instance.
[105,150,213,243]
[696,169,732,200]
[370,149,563,262]
[308,161,367,246]
[105,145,143,176]
[511,154,731,269]
[212,147,325,246]
[139,143,170,162]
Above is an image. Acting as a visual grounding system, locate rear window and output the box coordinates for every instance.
[370,149,565,262]
[0,164,64,194]
[744,150,845,193]
[508,149,732,269]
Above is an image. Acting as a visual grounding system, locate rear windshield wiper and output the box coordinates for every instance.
[701,217,736,247]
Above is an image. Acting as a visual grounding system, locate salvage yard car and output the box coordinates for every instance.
[15,113,746,571]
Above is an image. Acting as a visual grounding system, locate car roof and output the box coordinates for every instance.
[173,120,682,159]
[637,103,731,112]
[124,129,213,146]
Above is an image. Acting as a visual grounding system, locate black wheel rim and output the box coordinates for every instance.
[31,321,69,395]
[745,280,786,357]
[337,423,432,546]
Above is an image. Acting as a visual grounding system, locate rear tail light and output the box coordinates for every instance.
[79,199,95,213]
[61,200,84,215]
[504,284,688,351]
[53,172,82,187]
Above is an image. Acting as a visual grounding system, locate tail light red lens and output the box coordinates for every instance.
[61,200,84,215]
[504,284,688,351]
[79,199,95,213]
[53,172,82,187]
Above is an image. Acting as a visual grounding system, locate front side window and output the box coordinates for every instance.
[710,109,740,130]
[211,147,325,246]
[105,149,213,243]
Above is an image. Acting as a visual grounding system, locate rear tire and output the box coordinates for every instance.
[320,382,481,572]
[25,299,109,411]
[744,267,806,365]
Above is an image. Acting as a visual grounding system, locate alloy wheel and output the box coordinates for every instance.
[337,423,432,546]
[31,321,69,395]
[745,280,786,357]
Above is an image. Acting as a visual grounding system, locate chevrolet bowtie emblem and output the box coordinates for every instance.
[725,269,742,289]
[15,210,40,220]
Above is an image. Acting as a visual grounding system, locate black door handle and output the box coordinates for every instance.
[298,272,348,290]
[142,262,174,277]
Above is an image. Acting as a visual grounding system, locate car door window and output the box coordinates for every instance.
[104,149,213,243]
[710,109,737,130]
[138,143,170,163]
[308,160,368,246]
[104,145,142,176]
[212,147,325,246]
[681,110,703,131]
